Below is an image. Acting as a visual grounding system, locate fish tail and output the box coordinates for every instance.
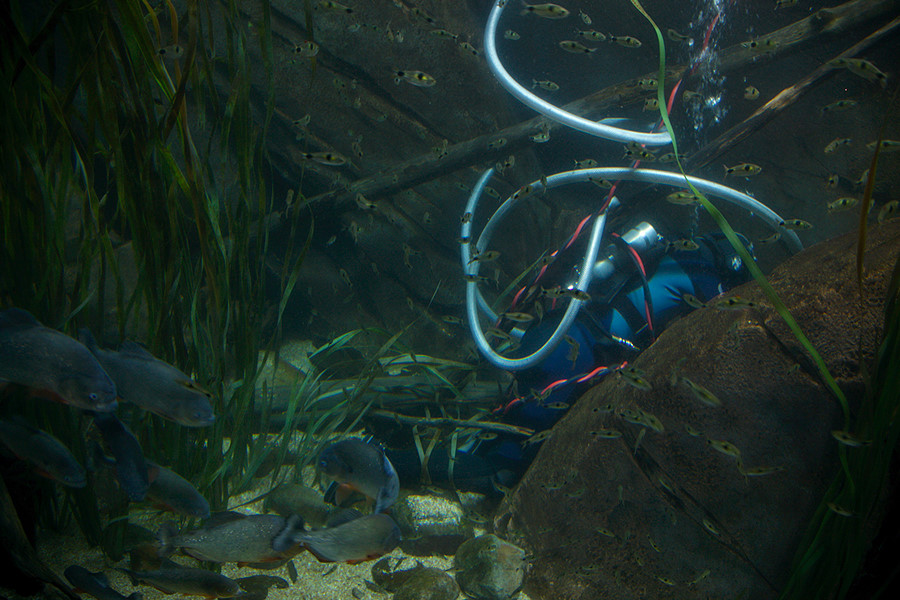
[156,523,176,557]
[117,568,139,587]
[272,514,305,553]
[78,328,98,352]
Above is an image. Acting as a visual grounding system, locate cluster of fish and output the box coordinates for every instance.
[58,439,402,599]
[0,308,215,511]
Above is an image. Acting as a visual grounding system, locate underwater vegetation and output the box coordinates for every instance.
[1,0,899,599]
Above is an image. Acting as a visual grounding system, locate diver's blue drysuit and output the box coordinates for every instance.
[387,233,753,493]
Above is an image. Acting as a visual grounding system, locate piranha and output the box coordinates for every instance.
[93,412,149,502]
[118,564,239,598]
[64,566,142,600]
[0,417,86,488]
[159,511,300,565]
[319,438,400,513]
[271,513,401,564]
[0,308,116,411]
[263,483,335,528]
[145,461,210,519]
[80,332,214,427]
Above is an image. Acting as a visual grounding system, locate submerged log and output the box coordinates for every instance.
[298,0,899,208]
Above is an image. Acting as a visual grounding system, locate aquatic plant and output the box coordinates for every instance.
[0,0,315,547]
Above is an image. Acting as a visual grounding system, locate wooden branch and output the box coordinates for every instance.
[686,14,900,171]
[369,408,534,437]
[303,0,898,209]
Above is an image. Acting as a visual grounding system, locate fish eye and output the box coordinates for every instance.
[88,393,98,401]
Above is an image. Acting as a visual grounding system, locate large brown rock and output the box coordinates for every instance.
[493,219,900,600]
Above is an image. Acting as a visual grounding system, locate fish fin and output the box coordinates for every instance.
[303,546,335,564]
[271,514,305,553]
[0,307,40,328]
[156,523,177,557]
[88,441,116,470]
[202,511,247,528]
[325,508,363,528]
[78,328,99,352]
[28,387,68,405]
[374,457,400,513]
[146,462,161,484]
[287,560,298,583]
[6,414,38,430]
[175,378,206,392]
[323,481,339,505]
[333,483,359,507]
[116,568,139,587]
[118,341,156,359]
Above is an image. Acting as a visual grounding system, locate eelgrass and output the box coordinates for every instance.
[0,0,316,548]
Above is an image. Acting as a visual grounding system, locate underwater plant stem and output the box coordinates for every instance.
[856,83,900,292]
[370,409,533,437]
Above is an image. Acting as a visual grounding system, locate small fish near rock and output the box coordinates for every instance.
[453,534,527,600]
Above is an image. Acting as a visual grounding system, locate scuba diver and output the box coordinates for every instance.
[387,217,755,495]
[383,0,799,497]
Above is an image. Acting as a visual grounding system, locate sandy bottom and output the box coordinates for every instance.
[3,483,532,600]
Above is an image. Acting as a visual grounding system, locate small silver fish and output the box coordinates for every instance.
[724,162,762,177]
[521,3,570,19]
[559,40,596,54]
[878,201,899,223]
[867,139,900,152]
[393,70,436,87]
[667,239,699,251]
[831,430,871,447]
[828,58,887,88]
[293,41,319,58]
[576,30,606,42]
[713,296,758,309]
[609,34,642,48]
[574,158,598,168]
[666,191,700,205]
[667,29,692,43]
[820,99,858,114]
[302,151,348,166]
[824,137,852,154]
[316,1,353,14]
[779,218,813,230]
[532,79,560,91]
[827,197,858,213]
